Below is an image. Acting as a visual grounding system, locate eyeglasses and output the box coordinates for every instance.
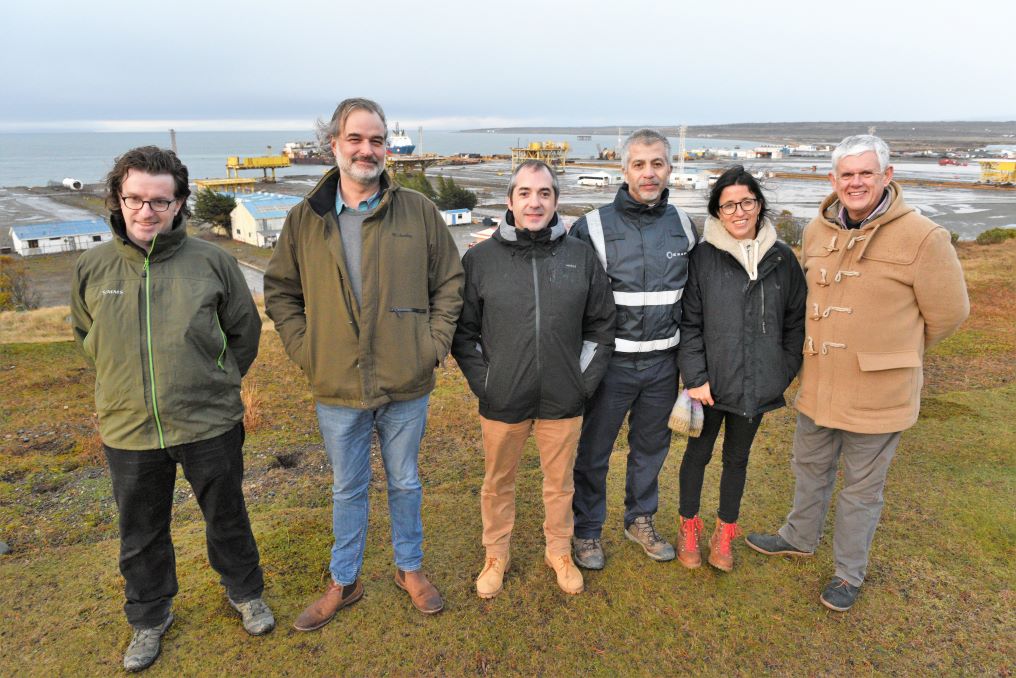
[718,198,759,215]
[836,170,882,183]
[121,195,176,212]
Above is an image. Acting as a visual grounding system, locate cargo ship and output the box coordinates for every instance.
[282,141,334,165]
[387,124,416,155]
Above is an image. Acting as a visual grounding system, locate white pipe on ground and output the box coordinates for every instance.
[62,178,83,190]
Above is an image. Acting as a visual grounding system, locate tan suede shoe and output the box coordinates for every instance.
[395,569,444,614]
[292,579,363,632]
[476,555,510,599]
[544,550,584,595]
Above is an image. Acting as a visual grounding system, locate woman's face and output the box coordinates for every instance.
[717,184,760,240]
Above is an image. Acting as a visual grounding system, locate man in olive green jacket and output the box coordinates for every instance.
[264,98,463,629]
[71,146,272,672]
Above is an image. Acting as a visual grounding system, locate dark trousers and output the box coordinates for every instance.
[104,422,264,628]
[573,357,677,539]
[678,406,763,524]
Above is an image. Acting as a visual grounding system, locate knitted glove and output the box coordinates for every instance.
[668,389,693,434]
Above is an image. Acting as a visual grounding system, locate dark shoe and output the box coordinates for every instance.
[123,613,174,672]
[745,532,814,557]
[677,516,704,569]
[572,537,605,570]
[293,579,364,632]
[229,596,275,636]
[708,518,740,572]
[395,569,443,615]
[820,578,861,612]
[624,515,676,562]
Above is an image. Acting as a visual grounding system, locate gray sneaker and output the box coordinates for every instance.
[230,597,276,636]
[572,537,605,570]
[124,613,174,672]
[745,532,814,557]
[624,515,676,562]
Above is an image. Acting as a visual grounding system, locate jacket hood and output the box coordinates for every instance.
[614,183,670,220]
[495,210,566,244]
[703,216,778,280]
[109,210,188,262]
[816,181,912,258]
[306,167,396,218]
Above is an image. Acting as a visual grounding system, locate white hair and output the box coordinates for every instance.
[831,134,890,173]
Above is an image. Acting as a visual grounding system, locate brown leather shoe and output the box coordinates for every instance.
[394,569,444,614]
[292,579,363,632]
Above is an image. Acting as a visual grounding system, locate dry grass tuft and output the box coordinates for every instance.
[242,379,264,433]
[0,306,74,344]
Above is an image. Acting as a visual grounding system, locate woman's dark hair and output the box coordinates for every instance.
[105,146,191,218]
[707,165,769,227]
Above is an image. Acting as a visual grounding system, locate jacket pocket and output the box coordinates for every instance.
[854,350,921,410]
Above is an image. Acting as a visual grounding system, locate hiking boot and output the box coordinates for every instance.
[293,579,364,632]
[624,515,676,562]
[476,554,510,599]
[544,550,584,595]
[744,532,814,557]
[708,518,739,572]
[572,537,605,570]
[395,569,444,614]
[820,578,861,612]
[123,613,174,672]
[229,596,275,636]
[677,515,704,569]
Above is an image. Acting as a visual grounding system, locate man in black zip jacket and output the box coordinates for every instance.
[570,129,698,569]
[452,161,615,598]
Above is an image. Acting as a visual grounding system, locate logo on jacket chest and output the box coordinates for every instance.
[101,289,124,295]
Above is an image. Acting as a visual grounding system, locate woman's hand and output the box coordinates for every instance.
[687,382,714,407]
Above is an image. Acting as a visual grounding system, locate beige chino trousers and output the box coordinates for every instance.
[479,415,582,557]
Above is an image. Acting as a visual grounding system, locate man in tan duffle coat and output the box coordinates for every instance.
[746,134,969,612]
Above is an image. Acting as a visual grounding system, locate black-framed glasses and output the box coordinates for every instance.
[121,195,176,212]
[718,198,759,215]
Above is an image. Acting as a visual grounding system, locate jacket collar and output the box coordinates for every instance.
[704,216,778,281]
[495,210,566,245]
[109,211,188,262]
[307,167,394,219]
[613,183,670,220]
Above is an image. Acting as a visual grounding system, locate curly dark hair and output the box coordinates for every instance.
[104,146,191,217]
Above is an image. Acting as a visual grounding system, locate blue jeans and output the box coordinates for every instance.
[315,395,429,585]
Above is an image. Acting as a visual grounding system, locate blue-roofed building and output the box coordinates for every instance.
[10,218,111,257]
[229,192,302,248]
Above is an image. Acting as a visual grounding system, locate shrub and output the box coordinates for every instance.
[0,255,40,311]
[193,189,237,235]
[774,210,803,246]
[975,228,1016,246]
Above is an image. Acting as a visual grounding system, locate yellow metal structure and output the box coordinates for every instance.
[511,141,570,173]
[194,177,257,193]
[978,159,1016,184]
[226,154,292,182]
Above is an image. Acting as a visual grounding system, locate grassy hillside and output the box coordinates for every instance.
[0,242,1013,676]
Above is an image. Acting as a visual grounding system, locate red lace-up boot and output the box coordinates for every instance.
[708,518,740,572]
[677,515,704,569]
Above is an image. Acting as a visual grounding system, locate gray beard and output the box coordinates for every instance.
[338,155,384,185]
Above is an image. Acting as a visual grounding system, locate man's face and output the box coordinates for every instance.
[507,166,558,231]
[830,150,893,222]
[622,141,671,205]
[119,169,180,249]
[331,109,387,186]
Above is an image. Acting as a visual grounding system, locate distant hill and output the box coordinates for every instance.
[463,121,1016,151]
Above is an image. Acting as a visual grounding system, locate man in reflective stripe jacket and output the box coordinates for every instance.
[568,129,698,569]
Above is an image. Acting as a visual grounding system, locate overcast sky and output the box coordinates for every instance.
[3,0,1013,132]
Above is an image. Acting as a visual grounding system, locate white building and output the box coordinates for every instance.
[441,208,472,226]
[230,193,302,248]
[670,172,708,190]
[9,219,110,257]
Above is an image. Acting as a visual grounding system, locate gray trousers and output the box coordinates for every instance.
[778,412,901,587]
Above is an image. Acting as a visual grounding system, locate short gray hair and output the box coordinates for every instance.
[831,134,890,173]
[507,160,559,199]
[621,128,672,168]
[316,97,388,146]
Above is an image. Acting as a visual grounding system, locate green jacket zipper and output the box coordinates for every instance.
[143,236,166,448]
[214,314,228,370]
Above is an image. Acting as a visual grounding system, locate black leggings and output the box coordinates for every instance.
[678,406,763,524]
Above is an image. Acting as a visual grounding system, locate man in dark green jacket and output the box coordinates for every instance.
[71,146,272,672]
[264,98,463,629]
